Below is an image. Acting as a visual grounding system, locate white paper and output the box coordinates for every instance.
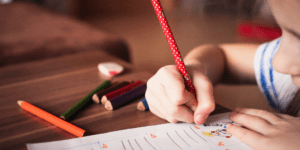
[27,114,252,150]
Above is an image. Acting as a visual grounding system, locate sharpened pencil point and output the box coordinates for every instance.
[92,94,100,104]
[137,101,145,111]
[17,100,23,106]
[60,116,66,120]
[105,101,113,111]
[101,96,108,105]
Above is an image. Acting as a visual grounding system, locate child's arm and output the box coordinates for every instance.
[227,107,300,150]
[184,43,259,84]
[145,43,259,124]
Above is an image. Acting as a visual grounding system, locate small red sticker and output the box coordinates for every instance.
[150,134,157,138]
[218,142,225,146]
[194,125,200,129]
[102,143,108,148]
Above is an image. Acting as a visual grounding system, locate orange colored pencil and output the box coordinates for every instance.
[18,100,85,137]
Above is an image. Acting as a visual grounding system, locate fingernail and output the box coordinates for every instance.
[195,114,205,124]
[226,123,232,129]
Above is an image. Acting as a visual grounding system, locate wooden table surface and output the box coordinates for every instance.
[0,50,230,150]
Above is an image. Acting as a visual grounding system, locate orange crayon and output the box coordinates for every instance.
[18,100,85,137]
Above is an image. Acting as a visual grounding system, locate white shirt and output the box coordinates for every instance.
[254,38,300,116]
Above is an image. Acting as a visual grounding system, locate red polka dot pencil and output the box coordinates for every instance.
[137,0,197,111]
[150,0,196,94]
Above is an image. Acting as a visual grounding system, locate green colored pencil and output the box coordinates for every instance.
[60,80,111,120]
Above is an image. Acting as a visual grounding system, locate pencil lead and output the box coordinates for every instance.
[137,101,144,111]
[92,94,100,104]
[17,100,23,106]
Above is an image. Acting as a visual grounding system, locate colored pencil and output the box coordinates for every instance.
[150,0,196,94]
[61,80,111,120]
[138,1,198,111]
[137,98,149,111]
[92,81,131,104]
[101,80,145,104]
[105,84,147,110]
[18,101,85,137]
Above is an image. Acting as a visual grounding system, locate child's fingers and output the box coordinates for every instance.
[229,111,273,134]
[146,91,179,123]
[193,75,215,125]
[158,66,190,106]
[181,89,198,112]
[234,108,282,124]
[275,113,296,120]
[165,104,194,123]
[146,86,193,123]
[149,103,179,123]
[226,123,264,149]
[156,65,198,112]
[145,86,169,120]
[147,103,165,120]
[155,89,194,123]
[152,65,214,124]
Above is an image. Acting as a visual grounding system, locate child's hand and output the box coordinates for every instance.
[145,65,215,124]
[227,108,300,150]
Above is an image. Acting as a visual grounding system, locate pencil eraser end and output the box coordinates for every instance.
[98,62,124,77]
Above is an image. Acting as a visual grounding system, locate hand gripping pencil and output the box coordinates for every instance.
[151,0,196,94]
[138,0,197,111]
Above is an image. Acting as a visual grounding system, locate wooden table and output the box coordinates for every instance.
[0,51,230,150]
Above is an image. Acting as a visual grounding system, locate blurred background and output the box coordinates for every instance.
[0,0,281,111]
[2,0,280,72]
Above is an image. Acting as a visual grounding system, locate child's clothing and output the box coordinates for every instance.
[254,38,300,116]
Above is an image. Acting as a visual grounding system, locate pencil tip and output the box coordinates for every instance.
[101,97,107,105]
[105,101,113,111]
[92,94,100,104]
[137,101,145,111]
[60,116,65,120]
[17,100,23,106]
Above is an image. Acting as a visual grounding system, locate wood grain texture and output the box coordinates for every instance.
[0,51,229,150]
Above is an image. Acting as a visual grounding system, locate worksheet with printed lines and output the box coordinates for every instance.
[27,116,252,150]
